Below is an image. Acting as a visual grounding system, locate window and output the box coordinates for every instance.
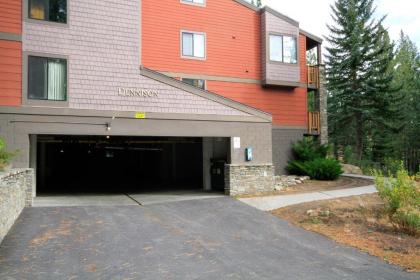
[269,34,297,64]
[181,0,205,6]
[182,78,206,90]
[182,32,205,59]
[29,0,67,23]
[28,56,67,101]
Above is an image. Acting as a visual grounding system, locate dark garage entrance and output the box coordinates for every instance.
[36,135,207,195]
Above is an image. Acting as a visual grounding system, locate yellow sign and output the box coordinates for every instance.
[135,112,146,119]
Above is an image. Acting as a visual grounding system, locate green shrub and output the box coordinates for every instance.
[393,208,420,236]
[304,158,343,180]
[291,137,329,162]
[374,169,420,236]
[383,158,404,176]
[286,160,308,176]
[0,138,19,168]
[286,138,341,180]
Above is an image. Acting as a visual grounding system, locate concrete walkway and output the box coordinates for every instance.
[239,184,377,211]
[33,191,225,207]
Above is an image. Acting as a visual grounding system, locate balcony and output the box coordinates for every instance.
[307,65,320,89]
[308,111,320,135]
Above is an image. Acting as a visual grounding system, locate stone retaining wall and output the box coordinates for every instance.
[225,164,275,196]
[0,169,34,244]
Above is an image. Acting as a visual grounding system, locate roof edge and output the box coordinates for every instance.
[263,6,299,27]
[139,66,272,122]
[300,29,323,44]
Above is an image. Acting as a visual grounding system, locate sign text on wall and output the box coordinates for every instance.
[118,88,159,97]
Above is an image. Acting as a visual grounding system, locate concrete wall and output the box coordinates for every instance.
[0,111,273,169]
[22,0,248,116]
[0,169,34,244]
[262,9,300,85]
[272,127,306,175]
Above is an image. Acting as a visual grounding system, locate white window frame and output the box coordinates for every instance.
[180,0,206,7]
[268,33,298,65]
[180,30,207,60]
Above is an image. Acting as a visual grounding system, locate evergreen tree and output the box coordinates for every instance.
[389,32,420,173]
[325,0,395,161]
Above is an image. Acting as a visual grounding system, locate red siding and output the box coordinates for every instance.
[0,0,22,34]
[0,40,22,106]
[142,0,309,126]
[207,81,307,126]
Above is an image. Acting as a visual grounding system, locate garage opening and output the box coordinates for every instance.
[35,135,228,195]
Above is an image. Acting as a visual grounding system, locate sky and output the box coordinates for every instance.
[258,0,420,49]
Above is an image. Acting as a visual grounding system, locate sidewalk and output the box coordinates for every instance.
[238,183,377,211]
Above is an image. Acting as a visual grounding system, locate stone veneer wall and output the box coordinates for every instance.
[0,169,34,244]
[225,164,275,196]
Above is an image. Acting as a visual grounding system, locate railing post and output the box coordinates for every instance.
[318,65,328,144]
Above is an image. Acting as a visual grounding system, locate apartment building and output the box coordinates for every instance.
[0,0,326,196]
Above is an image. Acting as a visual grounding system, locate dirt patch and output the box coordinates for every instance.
[86,263,98,273]
[30,220,73,247]
[237,176,373,198]
[271,194,420,272]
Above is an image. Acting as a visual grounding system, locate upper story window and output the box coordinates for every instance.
[181,0,206,7]
[182,78,206,90]
[181,31,206,59]
[269,34,297,64]
[29,0,67,23]
[28,56,67,101]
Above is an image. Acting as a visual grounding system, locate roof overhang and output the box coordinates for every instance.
[300,29,323,44]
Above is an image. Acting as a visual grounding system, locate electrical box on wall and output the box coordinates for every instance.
[245,147,253,161]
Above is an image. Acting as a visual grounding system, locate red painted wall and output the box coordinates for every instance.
[0,40,22,106]
[142,0,308,126]
[0,0,22,34]
[0,0,22,106]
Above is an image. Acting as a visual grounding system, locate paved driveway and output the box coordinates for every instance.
[0,197,417,280]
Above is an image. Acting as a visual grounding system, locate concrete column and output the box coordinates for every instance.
[319,65,328,145]
[202,138,213,191]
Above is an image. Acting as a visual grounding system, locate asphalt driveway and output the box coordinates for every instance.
[0,197,418,280]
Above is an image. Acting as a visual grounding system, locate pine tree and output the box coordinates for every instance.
[389,32,420,173]
[325,0,395,161]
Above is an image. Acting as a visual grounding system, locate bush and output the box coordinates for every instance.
[0,138,19,169]
[291,137,329,162]
[304,158,343,180]
[375,169,420,236]
[286,138,342,180]
[287,158,343,180]
[393,208,420,236]
[286,160,308,176]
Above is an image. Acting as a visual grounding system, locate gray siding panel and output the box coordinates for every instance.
[262,10,301,85]
[272,128,306,175]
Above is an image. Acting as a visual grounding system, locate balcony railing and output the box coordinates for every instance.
[308,65,320,88]
[308,111,321,135]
